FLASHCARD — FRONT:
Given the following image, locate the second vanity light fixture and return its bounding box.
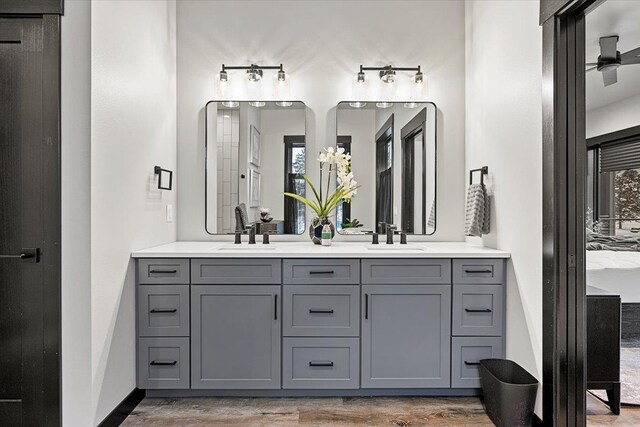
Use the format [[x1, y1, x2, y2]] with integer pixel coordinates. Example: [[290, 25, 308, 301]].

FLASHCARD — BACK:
[[351, 64, 426, 109], [217, 63, 291, 106]]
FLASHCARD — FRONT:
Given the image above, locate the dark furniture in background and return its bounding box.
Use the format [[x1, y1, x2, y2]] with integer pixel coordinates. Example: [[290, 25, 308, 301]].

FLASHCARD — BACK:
[[257, 220, 284, 235], [586, 286, 621, 415]]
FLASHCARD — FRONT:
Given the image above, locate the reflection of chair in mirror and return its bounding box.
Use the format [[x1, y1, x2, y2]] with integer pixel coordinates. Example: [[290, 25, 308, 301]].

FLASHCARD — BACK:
[[234, 203, 250, 232]]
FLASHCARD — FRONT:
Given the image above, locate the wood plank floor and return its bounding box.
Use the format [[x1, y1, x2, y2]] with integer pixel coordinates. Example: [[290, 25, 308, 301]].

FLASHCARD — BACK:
[[121, 396, 494, 426], [121, 394, 640, 426]]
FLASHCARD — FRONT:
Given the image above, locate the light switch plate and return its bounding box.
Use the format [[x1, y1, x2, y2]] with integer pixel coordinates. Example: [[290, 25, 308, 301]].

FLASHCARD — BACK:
[[166, 204, 173, 223]]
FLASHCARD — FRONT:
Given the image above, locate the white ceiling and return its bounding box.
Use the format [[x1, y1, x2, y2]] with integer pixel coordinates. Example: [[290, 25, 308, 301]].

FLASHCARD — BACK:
[[586, 0, 640, 111]]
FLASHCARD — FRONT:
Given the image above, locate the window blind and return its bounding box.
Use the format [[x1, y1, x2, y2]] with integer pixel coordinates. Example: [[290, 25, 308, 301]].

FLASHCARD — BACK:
[[600, 140, 640, 172]]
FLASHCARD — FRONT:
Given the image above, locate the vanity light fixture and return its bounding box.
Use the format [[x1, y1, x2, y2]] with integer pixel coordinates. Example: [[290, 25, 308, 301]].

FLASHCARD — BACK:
[[404, 102, 419, 108], [376, 102, 393, 109], [219, 63, 287, 83], [349, 101, 367, 108], [222, 101, 239, 108], [276, 101, 293, 107], [357, 64, 422, 84], [249, 101, 266, 107]]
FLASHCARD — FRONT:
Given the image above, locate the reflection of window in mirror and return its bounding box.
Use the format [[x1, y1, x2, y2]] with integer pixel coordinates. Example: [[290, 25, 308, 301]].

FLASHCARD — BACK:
[[336, 136, 352, 229], [284, 136, 306, 234]]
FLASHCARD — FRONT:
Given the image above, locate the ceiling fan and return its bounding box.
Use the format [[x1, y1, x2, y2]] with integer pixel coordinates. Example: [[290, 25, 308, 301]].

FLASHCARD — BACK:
[[587, 35, 640, 87]]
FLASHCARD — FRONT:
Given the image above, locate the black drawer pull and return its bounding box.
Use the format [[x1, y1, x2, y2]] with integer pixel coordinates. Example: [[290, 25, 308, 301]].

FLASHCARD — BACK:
[[465, 308, 492, 313], [309, 270, 335, 275], [464, 269, 492, 274], [150, 360, 177, 366], [150, 308, 177, 314], [464, 361, 481, 366], [149, 269, 178, 274], [309, 309, 334, 314], [309, 361, 334, 367]]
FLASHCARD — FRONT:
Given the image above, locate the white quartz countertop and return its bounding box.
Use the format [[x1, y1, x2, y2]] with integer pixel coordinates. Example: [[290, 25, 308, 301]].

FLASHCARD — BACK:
[[131, 241, 510, 259]]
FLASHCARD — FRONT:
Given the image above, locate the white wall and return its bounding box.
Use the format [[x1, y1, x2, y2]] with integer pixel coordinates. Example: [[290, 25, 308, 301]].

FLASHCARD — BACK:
[[61, 1, 92, 425], [91, 1, 177, 424], [177, 0, 467, 241], [587, 93, 640, 138], [465, 0, 543, 417]]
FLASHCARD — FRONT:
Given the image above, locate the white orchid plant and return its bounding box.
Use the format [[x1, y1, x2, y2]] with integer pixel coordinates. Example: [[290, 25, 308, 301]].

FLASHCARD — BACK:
[[284, 146, 360, 220]]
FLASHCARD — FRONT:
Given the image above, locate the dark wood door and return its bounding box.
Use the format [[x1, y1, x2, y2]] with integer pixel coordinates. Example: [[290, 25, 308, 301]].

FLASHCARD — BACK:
[[0, 16, 61, 426]]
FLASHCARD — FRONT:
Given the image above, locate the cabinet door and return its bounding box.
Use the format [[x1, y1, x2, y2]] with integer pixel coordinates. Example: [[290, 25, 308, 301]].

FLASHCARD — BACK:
[[361, 285, 451, 388], [191, 285, 281, 389]]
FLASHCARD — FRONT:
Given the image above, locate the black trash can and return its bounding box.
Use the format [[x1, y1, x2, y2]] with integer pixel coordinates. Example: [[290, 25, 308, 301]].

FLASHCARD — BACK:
[[479, 359, 539, 427]]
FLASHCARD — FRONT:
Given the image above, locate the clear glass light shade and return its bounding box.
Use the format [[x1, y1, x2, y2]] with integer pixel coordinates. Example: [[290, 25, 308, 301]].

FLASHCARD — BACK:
[[273, 72, 291, 102], [350, 77, 367, 108], [249, 101, 266, 107], [246, 78, 263, 100], [404, 102, 419, 109], [222, 101, 239, 108], [215, 74, 230, 98], [410, 75, 428, 100], [276, 101, 293, 107], [376, 102, 393, 109]]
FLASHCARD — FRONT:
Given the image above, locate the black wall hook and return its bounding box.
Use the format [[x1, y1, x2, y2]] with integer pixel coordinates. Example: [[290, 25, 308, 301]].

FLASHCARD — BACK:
[[469, 166, 488, 185]]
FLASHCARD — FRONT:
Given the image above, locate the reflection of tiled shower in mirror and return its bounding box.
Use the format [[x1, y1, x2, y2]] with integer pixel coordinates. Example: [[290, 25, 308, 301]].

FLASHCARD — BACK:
[[217, 109, 240, 234]]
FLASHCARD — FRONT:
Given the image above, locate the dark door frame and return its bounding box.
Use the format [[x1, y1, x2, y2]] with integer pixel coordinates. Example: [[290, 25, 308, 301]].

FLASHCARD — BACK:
[[1, 1, 63, 426], [375, 114, 394, 228], [540, 0, 602, 425], [400, 108, 427, 234]]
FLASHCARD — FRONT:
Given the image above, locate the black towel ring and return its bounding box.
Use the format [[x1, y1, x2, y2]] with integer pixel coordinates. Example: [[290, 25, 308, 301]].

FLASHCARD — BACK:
[[469, 166, 489, 185]]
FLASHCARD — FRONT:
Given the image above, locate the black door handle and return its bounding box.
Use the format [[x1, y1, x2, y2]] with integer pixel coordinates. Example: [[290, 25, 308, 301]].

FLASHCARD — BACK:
[[149, 269, 177, 274], [464, 269, 492, 274], [274, 294, 278, 320], [309, 309, 334, 314], [150, 360, 177, 366], [0, 248, 40, 263], [464, 361, 480, 366], [465, 308, 492, 313], [365, 294, 369, 319], [309, 361, 334, 367], [309, 270, 335, 275], [150, 308, 178, 313]]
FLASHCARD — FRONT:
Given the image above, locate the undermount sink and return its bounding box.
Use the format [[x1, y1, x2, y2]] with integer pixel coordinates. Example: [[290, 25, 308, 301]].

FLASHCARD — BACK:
[[215, 245, 277, 251], [366, 246, 426, 251]]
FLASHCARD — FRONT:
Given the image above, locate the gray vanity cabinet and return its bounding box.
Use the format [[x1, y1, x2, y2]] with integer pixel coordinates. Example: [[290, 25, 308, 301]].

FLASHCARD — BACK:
[[361, 284, 451, 388], [136, 256, 507, 394], [191, 285, 281, 389]]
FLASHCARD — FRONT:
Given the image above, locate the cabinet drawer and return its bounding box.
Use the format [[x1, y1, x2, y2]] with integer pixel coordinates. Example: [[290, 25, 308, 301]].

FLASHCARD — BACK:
[[283, 285, 359, 337], [137, 259, 190, 285], [283, 337, 360, 389], [452, 259, 504, 284], [138, 285, 189, 337], [283, 259, 360, 285], [191, 259, 281, 284], [452, 284, 504, 336], [362, 259, 451, 284], [138, 337, 190, 389], [451, 337, 503, 388]]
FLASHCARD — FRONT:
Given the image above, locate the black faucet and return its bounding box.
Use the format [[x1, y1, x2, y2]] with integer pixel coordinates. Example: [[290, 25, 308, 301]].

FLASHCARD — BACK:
[[234, 231, 242, 244], [247, 225, 256, 244], [386, 225, 397, 244]]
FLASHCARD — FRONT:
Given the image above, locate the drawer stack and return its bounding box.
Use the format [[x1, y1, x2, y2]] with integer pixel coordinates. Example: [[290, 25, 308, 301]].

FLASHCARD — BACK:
[[282, 259, 361, 389], [136, 259, 191, 389], [451, 259, 505, 388]]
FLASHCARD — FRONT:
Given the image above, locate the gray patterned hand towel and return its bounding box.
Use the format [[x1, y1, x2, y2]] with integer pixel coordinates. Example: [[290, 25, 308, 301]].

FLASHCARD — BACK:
[[465, 183, 490, 236]]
